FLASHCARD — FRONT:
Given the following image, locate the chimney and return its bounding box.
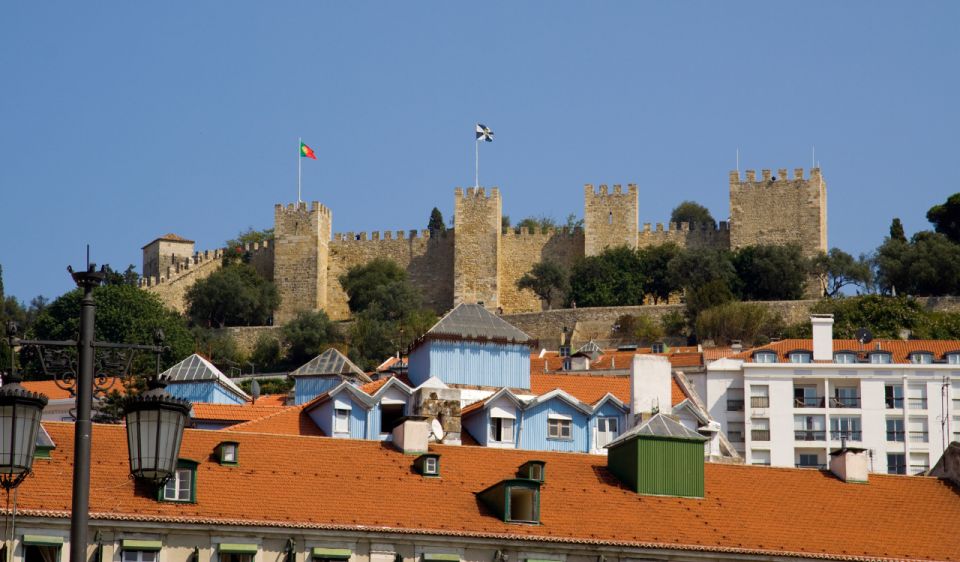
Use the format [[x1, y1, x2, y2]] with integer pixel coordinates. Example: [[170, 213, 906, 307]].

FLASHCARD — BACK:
[[829, 446, 869, 483], [392, 416, 430, 454], [629, 355, 672, 427], [412, 381, 462, 445], [811, 314, 834, 361]]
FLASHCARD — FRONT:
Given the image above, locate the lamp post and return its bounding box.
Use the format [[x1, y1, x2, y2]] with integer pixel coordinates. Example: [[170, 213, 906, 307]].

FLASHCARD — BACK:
[[0, 263, 192, 562]]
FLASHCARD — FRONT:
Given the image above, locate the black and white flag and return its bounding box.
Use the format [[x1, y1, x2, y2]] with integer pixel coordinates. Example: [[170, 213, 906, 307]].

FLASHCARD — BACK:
[[476, 123, 494, 142]]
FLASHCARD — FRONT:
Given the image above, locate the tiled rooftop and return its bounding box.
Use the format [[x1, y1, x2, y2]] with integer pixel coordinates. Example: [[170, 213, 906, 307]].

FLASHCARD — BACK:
[[733, 339, 960, 363], [191, 402, 289, 423], [417, 303, 532, 346], [21, 377, 123, 400], [19, 423, 960, 561]]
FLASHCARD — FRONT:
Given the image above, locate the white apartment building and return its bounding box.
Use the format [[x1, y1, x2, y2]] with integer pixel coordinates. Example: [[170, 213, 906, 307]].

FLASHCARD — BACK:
[[704, 315, 960, 475]]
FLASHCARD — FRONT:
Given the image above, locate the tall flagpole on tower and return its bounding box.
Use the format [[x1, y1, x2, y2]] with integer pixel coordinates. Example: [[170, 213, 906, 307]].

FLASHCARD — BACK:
[[475, 137, 480, 188], [298, 137, 303, 203]]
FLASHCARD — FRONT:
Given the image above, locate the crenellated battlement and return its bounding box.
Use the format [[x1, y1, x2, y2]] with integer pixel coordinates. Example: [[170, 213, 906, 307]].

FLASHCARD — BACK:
[[332, 228, 452, 242], [454, 186, 500, 200], [730, 167, 822, 184], [274, 201, 332, 216], [504, 226, 584, 238], [640, 221, 729, 233], [584, 183, 638, 197]]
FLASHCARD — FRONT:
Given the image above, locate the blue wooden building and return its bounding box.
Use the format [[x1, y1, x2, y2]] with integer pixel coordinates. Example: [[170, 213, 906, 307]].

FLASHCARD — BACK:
[[290, 348, 371, 405], [407, 303, 533, 389], [161, 354, 251, 405], [303, 377, 413, 441]]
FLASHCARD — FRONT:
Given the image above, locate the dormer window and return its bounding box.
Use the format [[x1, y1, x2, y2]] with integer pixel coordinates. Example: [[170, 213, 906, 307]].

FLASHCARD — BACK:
[[518, 460, 546, 482], [869, 352, 892, 364], [414, 453, 440, 477], [478, 479, 541, 524], [788, 351, 812, 364], [217, 442, 238, 465], [909, 352, 933, 365], [947, 353, 960, 365], [651, 342, 665, 353], [834, 352, 857, 364], [753, 351, 778, 363], [160, 460, 197, 502]]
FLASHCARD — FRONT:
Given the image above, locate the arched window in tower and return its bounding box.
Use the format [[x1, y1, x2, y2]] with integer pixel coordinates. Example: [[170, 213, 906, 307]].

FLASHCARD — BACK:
[[608, 211, 613, 225]]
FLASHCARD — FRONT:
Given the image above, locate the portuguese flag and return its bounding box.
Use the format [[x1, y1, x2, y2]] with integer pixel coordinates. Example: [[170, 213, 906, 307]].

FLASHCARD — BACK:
[[300, 141, 317, 160]]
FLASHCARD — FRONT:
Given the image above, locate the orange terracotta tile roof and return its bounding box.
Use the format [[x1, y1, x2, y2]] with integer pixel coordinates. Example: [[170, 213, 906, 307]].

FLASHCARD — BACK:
[[251, 394, 289, 407], [359, 378, 391, 394], [530, 373, 686, 407], [228, 405, 324, 437], [21, 378, 124, 400], [141, 233, 194, 248], [703, 346, 739, 362], [191, 402, 288, 423], [733, 339, 960, 364], [21, 422, 960, 561], [531, 349, 703, 375]]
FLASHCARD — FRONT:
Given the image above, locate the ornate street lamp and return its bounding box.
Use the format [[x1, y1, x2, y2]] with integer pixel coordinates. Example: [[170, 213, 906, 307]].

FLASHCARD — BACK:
[[122, 378, 192, 483], [0, 362, 48, 489]]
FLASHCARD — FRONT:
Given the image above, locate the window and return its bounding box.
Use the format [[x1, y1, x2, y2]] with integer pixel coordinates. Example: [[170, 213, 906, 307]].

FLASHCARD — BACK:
[[887, 453, 906, 475], [312, 548, 352, 562], [415, 453, 441, 477], [651, 342, 665, 353], [334, 408, 350, 434], [561, 358, 572, 370], [751, 450, 771, 466], [749, 386, 769, 408], [217, 442, 238, 465], [794, 415, 825, 441], [907, 384, 927, 409], [509, 486, 538, 522], [751, 418, 770, 441], [797, 453, 821, 468], [885, 384, 904, 408], [830, 416, 861, 441], [793, 386, 821, 408], [726, 422, 745, 443], [910, 452, 930, 475], [490, 417, 514, 443], [832, 386, 860, 408], [886, 418, 904, 442], [559, 345, 571, 357], [908, 417, 928, 443], [220, 554, 253, 562], [123, 550, 158, 562], [909, 352, 933, 364], [726, 388, 744, 411], [424, 457, 438, 474], [219, 545, 257, 562], [788, 351, 812, 364], [379, 403, 405, 434], [947, 353, 960, 365], [753, 351, 778, 363], [518, 460, 546, 482], [23, 537, 63, 562], [162, 463, 195, 502], [547, 418, 572, 440], [834, 352, 857, 364], [869, 352, 892, 364], [595, 417, 619, 448]]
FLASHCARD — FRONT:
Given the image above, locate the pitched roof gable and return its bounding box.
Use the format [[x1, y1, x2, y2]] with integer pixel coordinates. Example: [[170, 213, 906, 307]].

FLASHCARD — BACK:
[[606, 413, 708, 447], [160, 354, 251, 401], [415, 303, 532, 347], [289, 348, 370, 381], [734, 339, 960, 364]]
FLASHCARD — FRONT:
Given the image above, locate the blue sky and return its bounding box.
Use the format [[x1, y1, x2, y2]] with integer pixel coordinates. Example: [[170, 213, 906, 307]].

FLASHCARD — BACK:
[[1, 2, 958, 302]]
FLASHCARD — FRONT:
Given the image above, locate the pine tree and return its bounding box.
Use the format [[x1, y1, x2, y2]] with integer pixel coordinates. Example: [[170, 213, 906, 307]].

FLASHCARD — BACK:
[[428, 208, 446, 233], [889, 218, 906, 242]]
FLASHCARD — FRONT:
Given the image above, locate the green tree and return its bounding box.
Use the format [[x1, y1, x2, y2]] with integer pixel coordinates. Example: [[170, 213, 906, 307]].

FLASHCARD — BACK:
[[695, 302, 783, 346], [617, 314, 664, 342], [103, 264, 140, 286], [732, 244, 809, 301], [564, 213, 584, 230], [250, 334, 284, 371], [515, 216, 558, 234], [638, 243, 683, 304], [810, 248, 873, 297], [875, 232, 960, 296], [348, 310, 398, 371], [227, 227, 274, 248], [501, 215, 511, 231], [890, 218, 907, 242], [667, 248, 736, 293], [792, 295, 928, 339], [428, 208, 446, 233], [567, 246, 646, 307], [281, 310, 341, 365], [516, 261, 569, 309], [339, 258, 422, 320], [926, 193, 960, 243], [239, 377, 292, 396], [30, 284, 193, 371], [192, 327, 245, 365], [684, 279, 736, 323], [186, 263, 280, 328], [670, 201, 716, 228]]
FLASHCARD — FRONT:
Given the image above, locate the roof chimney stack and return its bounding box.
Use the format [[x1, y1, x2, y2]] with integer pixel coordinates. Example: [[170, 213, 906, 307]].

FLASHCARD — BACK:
[[630, 355, 672, 428], [829, 446, 869, 483], [811, 315, 834, 361]]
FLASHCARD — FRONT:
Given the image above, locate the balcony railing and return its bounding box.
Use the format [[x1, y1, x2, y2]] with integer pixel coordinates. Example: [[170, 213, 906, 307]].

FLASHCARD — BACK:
[[727, 399, 744, 412], [830, 430, 862, 441], [795, 463, 826, 469], [910, 464, 930, 475], [909, 431, 929, 443], [794, 429, 827, 441], [830, 397, 861, 408], [908, 398, 928, 409], [794, 397, 825, 408], [750, 396, 770, 408], [886, 430, 905, 442], [885, 397, 904, 409], [751, 429, 770, 441], [727, 431, 744, 443]]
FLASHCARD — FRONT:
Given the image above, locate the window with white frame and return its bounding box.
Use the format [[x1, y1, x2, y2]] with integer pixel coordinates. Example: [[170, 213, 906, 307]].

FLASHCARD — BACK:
[[334, 408, 350, 434], [869, 352, 892, 364], [834, 352, 857, 364], [595, 416, 619, 448], [751, 450, 771, 466], [753, 351, 778, 363], [547, 417, 572, 440], [788, 351, 812, 364], [122, 551, 158, 562], [219, 554, 253, 562], [162, 465, 194, 502], [910, 452, 930, 475], [886, 417, 905, 442], [908, 384, 927, 409], [908, 417, 928, 443], [750, 385, 769, 408], [947, 353, 960, 365], [490, 417, 514, 443], [909, 352, 933, 364], [830, 416, 861, 440]]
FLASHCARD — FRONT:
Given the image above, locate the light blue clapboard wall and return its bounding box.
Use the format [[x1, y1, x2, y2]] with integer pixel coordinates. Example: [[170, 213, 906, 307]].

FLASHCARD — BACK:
[[408, 340, 530, 389], [308, 393, 369, 439], [519, 398, 589, 453], [294, 376, 343, 405], [166, 381, 245, 405]]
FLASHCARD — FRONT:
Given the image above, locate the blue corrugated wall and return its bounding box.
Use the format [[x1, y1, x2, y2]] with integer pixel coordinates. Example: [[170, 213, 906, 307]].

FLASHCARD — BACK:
[[167, 381, 245, 405], [588, 401, 629, 451], [307, 393, 369, 438], [520, 398, 589, 453], [463, 410, 490, 446], [408, 340, 530, 389], [294, 376, 342, 405]]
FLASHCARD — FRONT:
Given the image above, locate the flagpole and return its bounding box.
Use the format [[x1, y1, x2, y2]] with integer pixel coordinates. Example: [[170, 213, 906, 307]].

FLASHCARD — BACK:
[[475, 138, 479, 188], [298, 137, 302, 203]]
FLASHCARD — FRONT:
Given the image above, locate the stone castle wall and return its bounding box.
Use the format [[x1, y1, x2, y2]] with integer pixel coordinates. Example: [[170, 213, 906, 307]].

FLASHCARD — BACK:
[[584, 184, 638, 256], [454, 187, 501, 307], [273, 202, 331, 324], [498, 228, 584, 313], [637, 221, 730, 250]]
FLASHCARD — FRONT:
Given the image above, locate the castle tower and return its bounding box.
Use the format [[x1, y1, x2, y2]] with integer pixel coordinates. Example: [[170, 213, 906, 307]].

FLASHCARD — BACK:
[[142, 234, 195, 280], [729, 168, 827, 257], [583, 183, 639, 256], [273, 201, 332, 324], [454, 187, 502, 309]]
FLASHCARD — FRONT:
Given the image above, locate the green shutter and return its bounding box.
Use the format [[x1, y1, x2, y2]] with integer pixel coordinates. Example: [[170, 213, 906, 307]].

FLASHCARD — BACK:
[[23, 536, 64, 547], [122, 540, 162, 552], [422, 555, 460, 562], [311, 548, 351, 559], [219, 544, 258, 555]]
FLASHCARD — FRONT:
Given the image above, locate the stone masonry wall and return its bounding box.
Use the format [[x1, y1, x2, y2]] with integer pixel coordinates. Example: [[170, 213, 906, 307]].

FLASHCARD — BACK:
[[273, 202, 331, 324], [729, 168, 827, 257], [454, 187, 501, 308], [498, 228, 584, 313], [637, 221, 730, 250], [584, 183, 638, 255], [326, 230, 455, 321]]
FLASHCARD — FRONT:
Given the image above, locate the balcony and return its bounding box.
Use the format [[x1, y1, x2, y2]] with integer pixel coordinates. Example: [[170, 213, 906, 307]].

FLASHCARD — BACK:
[[795, 462, 826, 469], [750, 396, 770, 408], [751, 429, 770, 441], [909, 431, 929, 443], [727, 431, 744, 443], [794, 397, 825, 408], [727, 399, 744, 412], [830, 430, 862, 441], [794, 430, 827, 441], [886, 430, 905, 442], [885, 397, 904, 409], [908, 398, 928, 409], [910, 464, 930, 475], [830, 397, 861, 409]]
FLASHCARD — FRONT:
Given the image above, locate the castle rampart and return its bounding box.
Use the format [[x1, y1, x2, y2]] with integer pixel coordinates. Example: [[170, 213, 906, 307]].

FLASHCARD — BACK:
[[453, 186, 502, 308], [584, 183, 639, 255], [636, 221, 730, 250]]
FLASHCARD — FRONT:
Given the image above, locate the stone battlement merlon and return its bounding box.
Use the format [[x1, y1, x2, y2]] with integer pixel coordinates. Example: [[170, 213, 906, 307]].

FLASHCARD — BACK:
[[505, 226, 584, 238], [274, 201, 332, 216], [584, 183, 639, 197], [730, 167, 822, 184], [640, 221, 729, 233], [454, 186, 501, 200], [333, 229, 451, 242]]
